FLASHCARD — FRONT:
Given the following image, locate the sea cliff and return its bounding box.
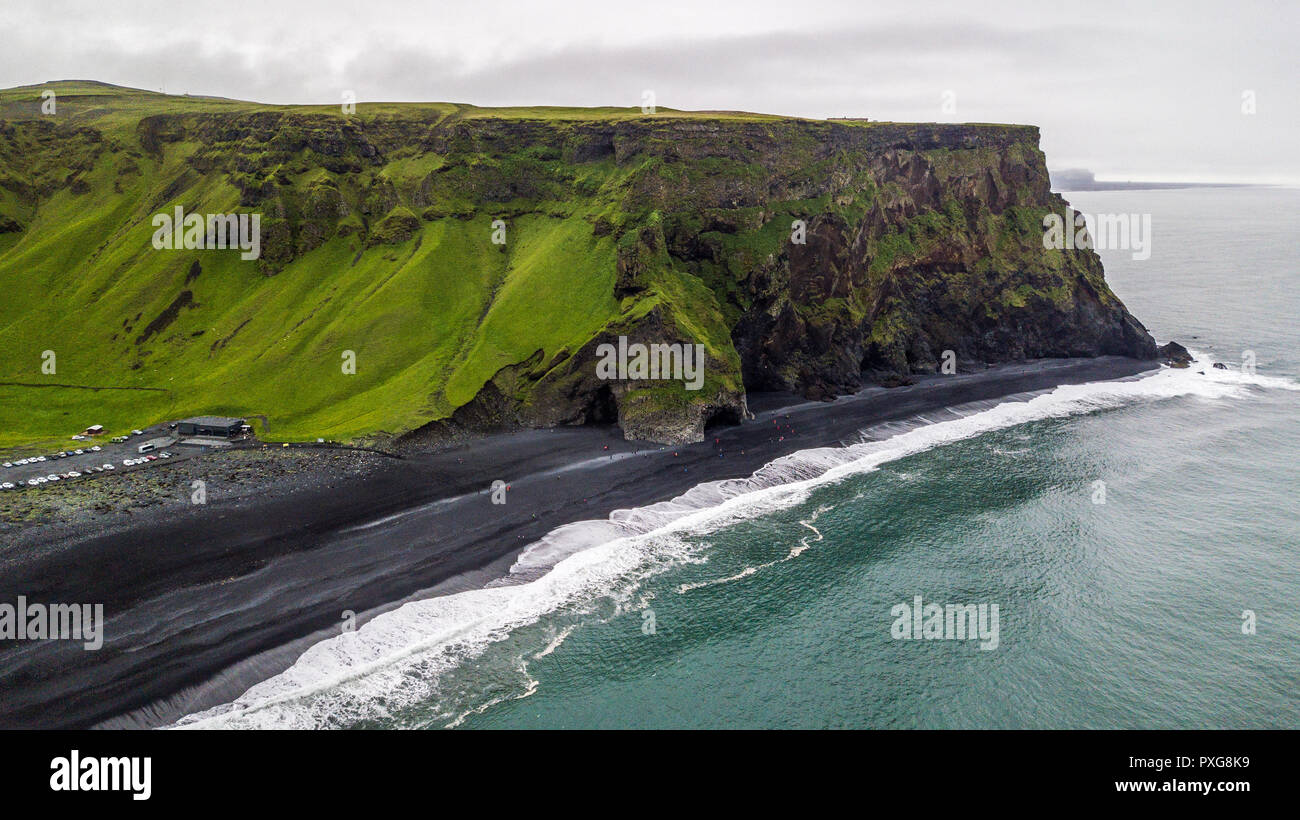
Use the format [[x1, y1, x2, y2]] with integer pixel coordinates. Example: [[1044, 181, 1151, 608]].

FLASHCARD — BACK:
[[0, 83, 1155, 446]]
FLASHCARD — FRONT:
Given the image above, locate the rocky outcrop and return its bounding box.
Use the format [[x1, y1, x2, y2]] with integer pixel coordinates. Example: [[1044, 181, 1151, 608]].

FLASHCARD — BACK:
[[1157, 341, 1193, 368]]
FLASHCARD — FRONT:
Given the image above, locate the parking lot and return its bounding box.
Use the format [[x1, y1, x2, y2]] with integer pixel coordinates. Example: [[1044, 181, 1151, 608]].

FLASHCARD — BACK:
[[0, 423, 199, 492]]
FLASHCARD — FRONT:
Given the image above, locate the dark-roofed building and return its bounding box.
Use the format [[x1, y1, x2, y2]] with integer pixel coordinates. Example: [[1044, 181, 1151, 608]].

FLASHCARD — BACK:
[[176, 416, 245, 438]]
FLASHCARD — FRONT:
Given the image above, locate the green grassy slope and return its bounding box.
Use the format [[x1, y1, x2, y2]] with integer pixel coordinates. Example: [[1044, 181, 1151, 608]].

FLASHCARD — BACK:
[[0, 83, 750, 447]]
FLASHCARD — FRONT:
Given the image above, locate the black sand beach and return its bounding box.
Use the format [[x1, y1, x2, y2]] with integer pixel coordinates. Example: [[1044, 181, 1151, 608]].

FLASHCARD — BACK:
[[0, 356, 1157, 728]]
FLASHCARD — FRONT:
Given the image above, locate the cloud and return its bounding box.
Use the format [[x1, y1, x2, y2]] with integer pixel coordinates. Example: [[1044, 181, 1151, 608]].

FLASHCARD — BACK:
[[0, 0, 1296, 182]]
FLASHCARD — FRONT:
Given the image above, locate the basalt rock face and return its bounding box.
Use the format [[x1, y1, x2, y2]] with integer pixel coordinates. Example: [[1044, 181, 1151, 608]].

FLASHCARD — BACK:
[[638, 122, 1159, 397], [579, 119, 1156, 433], [0, 85, 1156, 447], [1157, 341, 1193, 368]]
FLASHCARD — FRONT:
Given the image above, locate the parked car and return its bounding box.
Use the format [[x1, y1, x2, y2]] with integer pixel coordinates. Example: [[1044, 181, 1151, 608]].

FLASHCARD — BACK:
[[132, 429, 144, 436]]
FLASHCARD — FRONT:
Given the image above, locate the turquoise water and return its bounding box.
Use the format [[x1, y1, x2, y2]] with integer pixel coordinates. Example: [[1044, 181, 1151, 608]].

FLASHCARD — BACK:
[[181, 187, 1300, 730]]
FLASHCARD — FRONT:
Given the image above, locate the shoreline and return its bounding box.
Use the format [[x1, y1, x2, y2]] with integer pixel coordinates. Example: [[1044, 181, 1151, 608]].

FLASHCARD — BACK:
[[0, 356, 1158, 729]]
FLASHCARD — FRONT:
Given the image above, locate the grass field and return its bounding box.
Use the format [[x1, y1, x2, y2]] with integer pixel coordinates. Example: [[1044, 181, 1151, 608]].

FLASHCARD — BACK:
[[0, 82, 760, 447]]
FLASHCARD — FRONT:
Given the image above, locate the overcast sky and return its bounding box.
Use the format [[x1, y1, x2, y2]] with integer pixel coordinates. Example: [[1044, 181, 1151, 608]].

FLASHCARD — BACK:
[[2, 0, 1295, 183]]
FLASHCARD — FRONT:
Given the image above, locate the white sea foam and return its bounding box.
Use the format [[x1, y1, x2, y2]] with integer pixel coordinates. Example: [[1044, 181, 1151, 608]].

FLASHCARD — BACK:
[[171, 352, 1293, 729], [676, 503, 831, 593]]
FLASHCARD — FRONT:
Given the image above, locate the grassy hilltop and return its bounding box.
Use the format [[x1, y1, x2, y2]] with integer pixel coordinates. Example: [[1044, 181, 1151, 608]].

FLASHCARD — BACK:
[[0, 81, 1153, 449]]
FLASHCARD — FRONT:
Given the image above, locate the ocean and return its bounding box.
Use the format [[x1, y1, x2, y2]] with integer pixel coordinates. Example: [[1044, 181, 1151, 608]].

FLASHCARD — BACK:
[[174, 186, 1300, 730]]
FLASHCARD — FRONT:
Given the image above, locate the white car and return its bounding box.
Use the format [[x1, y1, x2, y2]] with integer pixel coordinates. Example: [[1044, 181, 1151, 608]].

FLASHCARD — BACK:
[[1, 482, 13, 489], [91, 445, 102, 452], [132, 429, 144, 436], [2, 462, 11, 468], [27, 479, 39, 486], [103, 463, 114, 470]]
